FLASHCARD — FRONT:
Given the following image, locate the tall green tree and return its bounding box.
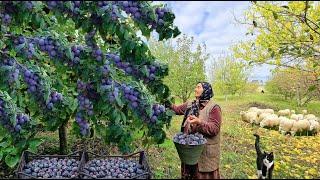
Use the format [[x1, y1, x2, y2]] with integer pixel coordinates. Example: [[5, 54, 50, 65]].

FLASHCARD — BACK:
[[211, 54, 251, 100], [0, 1, 180, 168], [149, 34, 207, 102]]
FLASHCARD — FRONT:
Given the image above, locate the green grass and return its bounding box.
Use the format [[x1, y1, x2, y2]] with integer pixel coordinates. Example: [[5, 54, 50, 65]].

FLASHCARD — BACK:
[[147, 92, 320, 179]]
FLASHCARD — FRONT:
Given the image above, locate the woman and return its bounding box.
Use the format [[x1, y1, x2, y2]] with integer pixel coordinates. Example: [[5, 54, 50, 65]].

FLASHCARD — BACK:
[[167, 82, 222, 179]]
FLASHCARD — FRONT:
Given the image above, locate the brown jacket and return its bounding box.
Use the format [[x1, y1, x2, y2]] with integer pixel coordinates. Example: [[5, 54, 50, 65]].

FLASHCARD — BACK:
[[172, 100, 222, 172]]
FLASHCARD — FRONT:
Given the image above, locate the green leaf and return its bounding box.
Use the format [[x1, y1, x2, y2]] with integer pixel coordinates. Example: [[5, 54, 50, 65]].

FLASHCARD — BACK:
[[95, 124, 106, 138], [5, 154, 20, 168], [16, 139, 27, 149], [120, 111, 126, 124], [165, 109, 175, 117], [115, 96, 124, 108], [4, 146, 18, 155], [9, 49, 17, 57], [28, 138, 43, 153], [0, 141, 10, 148]]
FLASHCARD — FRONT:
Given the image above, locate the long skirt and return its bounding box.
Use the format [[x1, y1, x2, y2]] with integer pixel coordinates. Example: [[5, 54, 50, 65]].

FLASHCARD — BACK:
[[181, 163, 220, 179]]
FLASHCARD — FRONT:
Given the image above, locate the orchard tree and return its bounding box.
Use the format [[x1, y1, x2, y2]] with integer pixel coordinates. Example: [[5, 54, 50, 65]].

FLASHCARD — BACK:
[[0, 1, 180, 168], [211, 54, 251, 100], [232, 1, 320, 96], [149, 34, 207, 102], [265, 68, 320, 106]]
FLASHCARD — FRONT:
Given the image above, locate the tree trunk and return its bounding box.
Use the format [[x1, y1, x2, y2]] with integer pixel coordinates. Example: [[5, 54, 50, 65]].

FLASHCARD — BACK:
[[297, 89, 302, 107], [59, 122, 67, 155]]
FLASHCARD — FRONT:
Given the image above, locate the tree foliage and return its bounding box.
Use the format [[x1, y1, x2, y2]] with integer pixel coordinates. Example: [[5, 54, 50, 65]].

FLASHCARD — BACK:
[[0, 1, 180, 168], [232, 1, 320, 94], [149, 34, 207, 102], [265, 68, 320, 106], [211, 54, 251, 98]]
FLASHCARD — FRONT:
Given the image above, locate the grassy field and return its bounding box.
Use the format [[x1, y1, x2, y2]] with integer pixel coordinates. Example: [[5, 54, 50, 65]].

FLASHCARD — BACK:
[[147, 92, 320, 179], [3, 92, 319, 179]]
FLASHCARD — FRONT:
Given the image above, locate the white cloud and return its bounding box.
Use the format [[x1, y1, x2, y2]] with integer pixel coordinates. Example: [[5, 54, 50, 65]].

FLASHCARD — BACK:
[[167, 1, 273, 82]]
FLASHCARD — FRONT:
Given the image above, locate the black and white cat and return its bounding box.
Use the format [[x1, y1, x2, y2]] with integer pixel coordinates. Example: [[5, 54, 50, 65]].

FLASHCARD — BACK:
[[254, 134, 274, 179]]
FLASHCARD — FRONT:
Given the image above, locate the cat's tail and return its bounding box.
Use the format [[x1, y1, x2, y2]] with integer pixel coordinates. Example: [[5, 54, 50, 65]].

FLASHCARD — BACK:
[[253, 134, 262, 155]]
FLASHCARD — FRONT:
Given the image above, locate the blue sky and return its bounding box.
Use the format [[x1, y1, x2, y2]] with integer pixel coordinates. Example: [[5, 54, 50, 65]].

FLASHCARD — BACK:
[[164, 1, 274, 83]]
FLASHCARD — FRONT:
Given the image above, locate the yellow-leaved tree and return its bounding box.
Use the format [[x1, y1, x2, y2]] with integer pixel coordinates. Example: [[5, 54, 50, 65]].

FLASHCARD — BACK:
[[232, 1, 320, 99]]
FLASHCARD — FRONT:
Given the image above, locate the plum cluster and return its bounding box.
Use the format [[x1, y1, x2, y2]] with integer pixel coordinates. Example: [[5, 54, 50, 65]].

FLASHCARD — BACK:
[[106, 53, 160, 83], [45, 1, 64, 10], [22, 157, 80, 179], [13, 36, 35, 59], [121, 84, 140, 108], [23, 1, 34, 10], [100, 79, 119, 103], [76, 80, 97, 116], [0, 13, 11, 25], [101, 61, 111, 76], [1, 59, 20, 85], [23, 69, 41, 94], [92, 49, 103, 62], [70, 1, 81, 14], [0, 98, 30, 134], [14, 114, 29, 132], [173, 132, 207, 145], [150, 104, 165, 124], [119, 1, 142, 20], [77, 94, 94, 116], [37, 37, 62, 58], [75, 112, 90, 136], [46, 91, 63, 110], [82, 158, 147, 179], [70, 45, 83, 65], [0, 98, 14, 133], [85, 30, 97, 48], [97, 1, 119, 21], [155, 7, 169, 27]]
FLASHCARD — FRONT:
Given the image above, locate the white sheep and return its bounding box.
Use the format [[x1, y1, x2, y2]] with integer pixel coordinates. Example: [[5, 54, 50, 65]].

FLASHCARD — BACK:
[[240, 111, 258, 124], [248, 107, 259, 112], [240, 111, 250, 123], [278, 109, 291, 116], [260, 114, 278, 128], [258, 112, 272, 122], [309, 119, 320, 135], [304, 114, 316, 120], [278, 117, 294, 135], [290, 114, 304, 121], [261, 109, 275, 114], [302, 109, 308, 115], [247, 107, 264, 116], [290, 119, 310, 136]]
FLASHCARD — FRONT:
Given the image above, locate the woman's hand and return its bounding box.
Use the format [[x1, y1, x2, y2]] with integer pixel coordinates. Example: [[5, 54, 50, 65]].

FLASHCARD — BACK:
[[188, 115, 202, 125]]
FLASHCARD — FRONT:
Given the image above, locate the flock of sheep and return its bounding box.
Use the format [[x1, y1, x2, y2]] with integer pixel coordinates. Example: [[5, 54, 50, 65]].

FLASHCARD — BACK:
[[240, 107, 320, 136]]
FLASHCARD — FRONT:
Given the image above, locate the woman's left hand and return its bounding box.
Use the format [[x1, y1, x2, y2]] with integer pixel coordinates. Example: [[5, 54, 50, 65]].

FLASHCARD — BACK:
[[188, 115, 202, 125]]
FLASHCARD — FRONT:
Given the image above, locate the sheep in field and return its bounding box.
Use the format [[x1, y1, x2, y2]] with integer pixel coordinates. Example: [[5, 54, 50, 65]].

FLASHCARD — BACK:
[[278, 117, 294, 135], [278, 109, 291, 116]]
